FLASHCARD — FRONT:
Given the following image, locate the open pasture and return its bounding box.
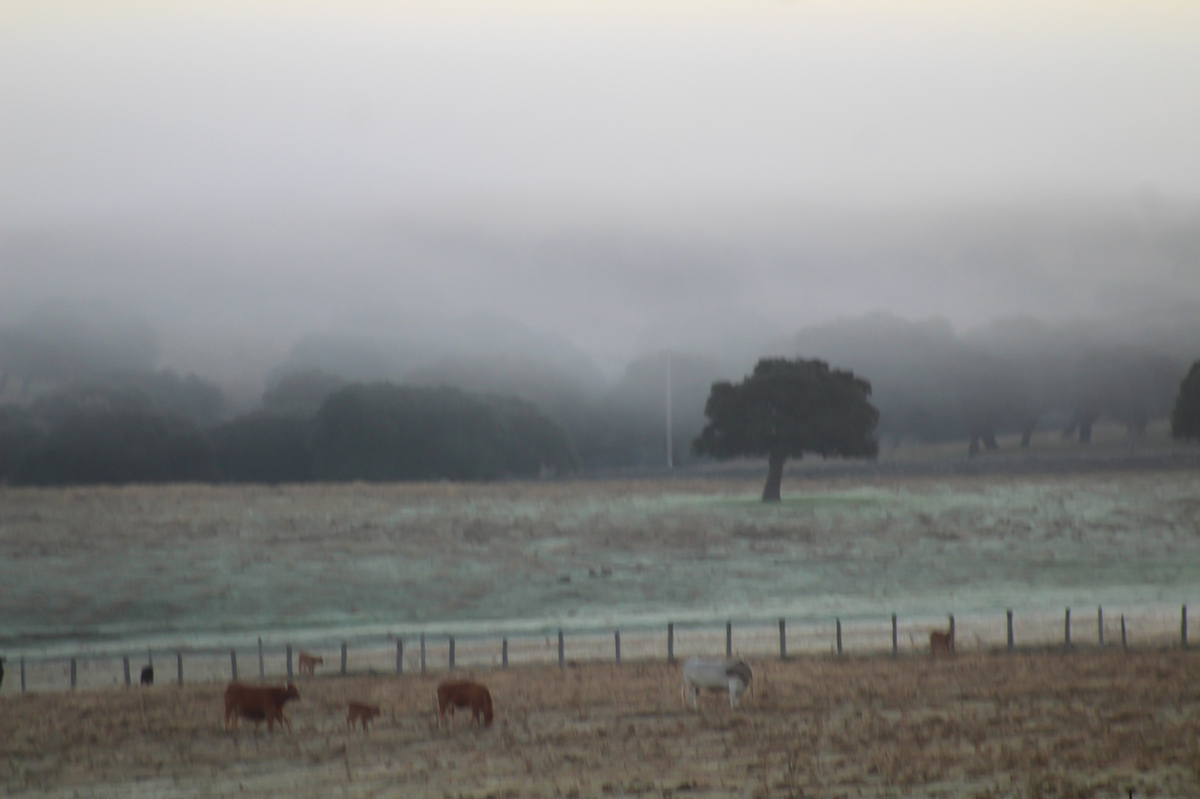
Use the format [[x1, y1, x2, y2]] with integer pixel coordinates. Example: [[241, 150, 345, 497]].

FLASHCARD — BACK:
[[3, 650, 1198, 798]]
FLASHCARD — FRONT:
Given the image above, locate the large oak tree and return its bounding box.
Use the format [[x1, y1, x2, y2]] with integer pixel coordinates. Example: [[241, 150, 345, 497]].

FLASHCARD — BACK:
[[693, 358, 879, 501]]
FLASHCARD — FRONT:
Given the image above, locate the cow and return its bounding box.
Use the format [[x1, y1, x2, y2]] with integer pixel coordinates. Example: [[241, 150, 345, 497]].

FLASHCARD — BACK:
[[930, 629, 955, 657], [436, 680, 494, 729], [346, 701, 381, 731], [224, 682, 301, 732], [297, 652, 323, 676], [681, 656, 753, 710], [140, 665, 154, 686]]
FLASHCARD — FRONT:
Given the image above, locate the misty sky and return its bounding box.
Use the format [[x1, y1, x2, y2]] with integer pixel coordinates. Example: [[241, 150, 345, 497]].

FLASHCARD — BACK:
[[3, 1, 1199, 385]]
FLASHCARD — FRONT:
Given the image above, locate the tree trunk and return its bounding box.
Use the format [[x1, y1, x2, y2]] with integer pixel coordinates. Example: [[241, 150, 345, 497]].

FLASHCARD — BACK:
[[761, 450, 786, 502]]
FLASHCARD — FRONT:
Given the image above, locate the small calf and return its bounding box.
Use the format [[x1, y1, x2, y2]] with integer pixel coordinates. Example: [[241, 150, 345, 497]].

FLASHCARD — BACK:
[[140, 665, 154, 686], [346, 701, 381, 731], [930, 629, 955, 657], [297, 652, 323, 676]]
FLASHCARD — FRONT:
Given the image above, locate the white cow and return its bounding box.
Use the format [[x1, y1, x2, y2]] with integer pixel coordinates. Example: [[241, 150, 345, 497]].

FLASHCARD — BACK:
[[680, 656, 753, 710]]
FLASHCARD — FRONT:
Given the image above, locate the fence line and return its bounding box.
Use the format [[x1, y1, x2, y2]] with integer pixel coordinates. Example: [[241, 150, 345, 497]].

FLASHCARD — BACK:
[[4, 604, 1191, 694]]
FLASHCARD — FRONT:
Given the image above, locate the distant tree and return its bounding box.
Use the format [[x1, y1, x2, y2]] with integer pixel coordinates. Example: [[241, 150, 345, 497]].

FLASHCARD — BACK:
[[693, 358, 879, 502], [1171, 360, 1200, 442], [15, 411, 216, 486], [210, 412, 315, 484], [27, 370, 225, 427], [0, 405, 45, 483], [310, 383, 578, 482]]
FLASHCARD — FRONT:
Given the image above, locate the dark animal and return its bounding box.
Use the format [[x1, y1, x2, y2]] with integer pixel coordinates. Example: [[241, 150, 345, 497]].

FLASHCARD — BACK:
[[224, 682, 301, 732], [140, 665, 154, 686], [297, 652, 323, 676], [436, 680, 494, 729], [346, 701, 381, 731], [930, 629, 955, 657]]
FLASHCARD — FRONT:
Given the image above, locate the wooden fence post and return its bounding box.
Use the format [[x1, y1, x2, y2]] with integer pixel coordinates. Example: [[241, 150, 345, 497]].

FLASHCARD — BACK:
[[892, 614, 898, 657], [341, 642, 348, 675], [1065, 608, 1071, 648], [123, 656, 131, 687], [420, 634, 426, 675], [502, 638, 508, 669], [778, 618, 787, 660], [70, 658, 77, 690], [397, 640, 403, 675], [1007, 609, 1014, 651], [449, 637, 455, 671], [667, 623, 675, 663], [1098, 606, 1104, 646], [258, 637, 264, 679], [835, 619, 842, 656], [614, 630, 621, 665], [726, 621, 732, 658], [1121, 614, 1127, 650], [20, 656, 25, 692], [230, 650, 237, 681], [1182, 605, 1189, 649], [286, 645, 293, 680], [176, 652, 183, 686], [558, 630, 564, 668]]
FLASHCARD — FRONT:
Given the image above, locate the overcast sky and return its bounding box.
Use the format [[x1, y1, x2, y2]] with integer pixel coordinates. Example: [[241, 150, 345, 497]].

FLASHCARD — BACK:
[[3, 0, 1199, 382]]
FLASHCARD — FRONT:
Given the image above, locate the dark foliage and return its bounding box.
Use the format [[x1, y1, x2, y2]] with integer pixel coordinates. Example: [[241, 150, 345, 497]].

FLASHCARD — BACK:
[[0, 405, 46, 483], [261, 368, 347, 417], [694, 358, 878, 501], [1172, 361, 1200, 441], [29, 370, 225, 427], [210, 412, 315, 484], [15, 410, 216, 486], [310, 382, 578, 482]]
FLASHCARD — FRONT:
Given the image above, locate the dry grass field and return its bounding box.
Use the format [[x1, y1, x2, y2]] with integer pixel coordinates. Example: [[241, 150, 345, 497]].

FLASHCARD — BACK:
[[4, 648, 1198, 798]]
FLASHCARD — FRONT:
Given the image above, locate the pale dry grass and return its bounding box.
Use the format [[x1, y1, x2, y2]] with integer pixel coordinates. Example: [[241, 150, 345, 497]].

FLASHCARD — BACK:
[[3, 649, 1197, 798]]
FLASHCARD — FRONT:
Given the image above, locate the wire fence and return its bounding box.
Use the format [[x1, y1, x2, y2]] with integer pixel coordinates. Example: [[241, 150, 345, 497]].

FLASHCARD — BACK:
[[4, 603, 1192, 695]]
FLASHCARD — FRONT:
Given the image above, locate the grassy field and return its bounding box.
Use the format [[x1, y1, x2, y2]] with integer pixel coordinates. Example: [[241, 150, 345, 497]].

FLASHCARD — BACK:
[[3, 649, 1198, 798]]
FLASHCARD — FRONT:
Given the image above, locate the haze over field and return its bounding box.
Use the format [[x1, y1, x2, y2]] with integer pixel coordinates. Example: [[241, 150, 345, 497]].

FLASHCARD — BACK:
[[3, 1, 1199, 410]]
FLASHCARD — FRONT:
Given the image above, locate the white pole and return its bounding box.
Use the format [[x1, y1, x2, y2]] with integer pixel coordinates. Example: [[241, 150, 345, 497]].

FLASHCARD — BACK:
[[666, 351, 674, 469]]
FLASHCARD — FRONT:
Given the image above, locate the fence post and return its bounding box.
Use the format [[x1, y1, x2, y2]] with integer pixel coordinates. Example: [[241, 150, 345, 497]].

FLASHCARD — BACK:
[[726, 621, 732, 658], [420, 634, 426, 675], [1007, 609, 1014, 651], [258, 637, 265, 679], [1098, 606, 1104, 646], [835, 618, 843, 656], [502, 638, 508, 669], [667, 623, 675, 664], [123, 656, 131, 687], [1121, 614, 1127, 650], [20, 656, 25, 692], [892, 614, 898, 657], [558, 630, 565, 668], [397, 640, 403, 675], [449, 637, 455, 671], [949, 614, 955, 640], [1064, 608, 1071, 648], [176, 653, 183, 686], [70, 658, 77, 690], [779, 618, 787, 660], [1183, 605, 1189, 649], [614, 630, 621, 665], [230, 650, 237, 681], [286, 645, 293, 680], [341, 642, 348, 675]]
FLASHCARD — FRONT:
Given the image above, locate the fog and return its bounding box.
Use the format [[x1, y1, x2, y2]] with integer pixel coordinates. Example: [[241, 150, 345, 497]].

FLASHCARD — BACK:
[[3, 2, 1199, 419]]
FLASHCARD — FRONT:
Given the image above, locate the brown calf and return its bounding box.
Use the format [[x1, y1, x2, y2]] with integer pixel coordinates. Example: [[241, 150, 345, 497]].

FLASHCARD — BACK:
[[346, 701, 381, 731], [224, 682, 301, 732], [297, 652, 323, 676], [929, 629, 955, 657], [436, 680, 494, 729]]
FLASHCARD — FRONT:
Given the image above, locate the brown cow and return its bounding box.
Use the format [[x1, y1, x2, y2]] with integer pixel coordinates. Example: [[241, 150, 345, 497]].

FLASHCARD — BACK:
[[930, 629, 955, 657], [297, 652, 323, 676], [436, 680, 494, 729], [346, 701, 381, 731], [224, 682, 301, 732]]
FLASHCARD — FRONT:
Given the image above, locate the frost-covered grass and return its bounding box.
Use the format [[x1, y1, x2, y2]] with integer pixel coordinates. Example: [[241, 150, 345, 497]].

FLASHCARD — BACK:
[[1, 470, 1197, 660]]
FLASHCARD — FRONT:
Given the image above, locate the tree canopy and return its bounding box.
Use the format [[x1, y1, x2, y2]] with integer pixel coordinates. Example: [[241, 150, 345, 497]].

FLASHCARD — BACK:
[[1172, 360, 1200, 442], [693, 357, 879, 501]]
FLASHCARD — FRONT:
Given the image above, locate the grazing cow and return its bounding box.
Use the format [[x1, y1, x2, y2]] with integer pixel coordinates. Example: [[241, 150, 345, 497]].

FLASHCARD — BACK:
[[346, 701, 381, 731], [140, 665, 154, 686], [930, 629, 955, 657], [436, 680, 494, 729], [297, 652, 323, 676], [224, 682, 301, 732], [681, 657, 753, 710]]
